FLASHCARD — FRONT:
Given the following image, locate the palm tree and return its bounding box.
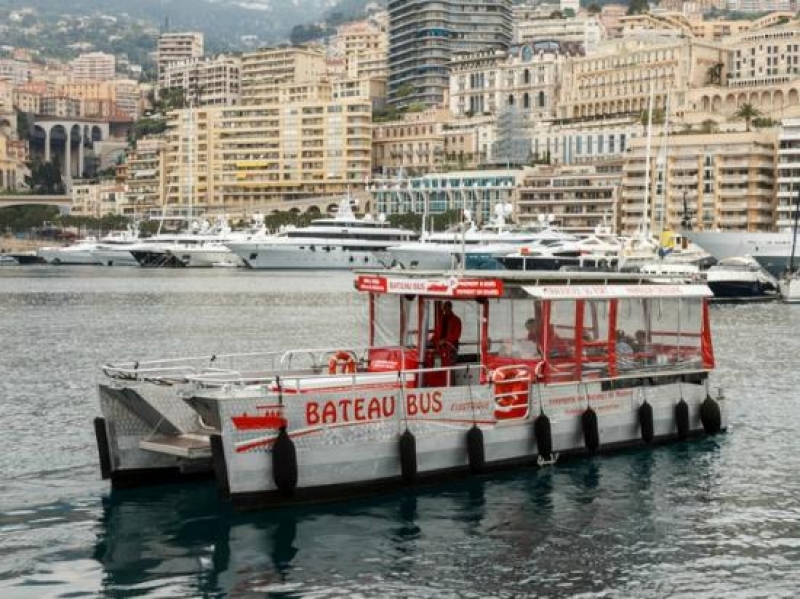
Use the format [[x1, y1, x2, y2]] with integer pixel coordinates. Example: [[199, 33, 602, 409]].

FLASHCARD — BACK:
[[734, 103, 761, 132]]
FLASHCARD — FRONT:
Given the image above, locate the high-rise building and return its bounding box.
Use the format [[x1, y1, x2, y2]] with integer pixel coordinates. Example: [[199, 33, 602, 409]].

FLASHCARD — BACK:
[[388, 0, 513, 109], [160, 55, 241, 106], [777, 118, 800, 230], [239, 46, 327, 105], [157, 32, 204, 87], [621, 131, 776, 234], [71, 52, 116, 81]]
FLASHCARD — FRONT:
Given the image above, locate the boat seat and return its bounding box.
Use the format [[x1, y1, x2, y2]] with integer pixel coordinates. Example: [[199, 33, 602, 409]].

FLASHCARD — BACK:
[[271, 371, 412, 394]]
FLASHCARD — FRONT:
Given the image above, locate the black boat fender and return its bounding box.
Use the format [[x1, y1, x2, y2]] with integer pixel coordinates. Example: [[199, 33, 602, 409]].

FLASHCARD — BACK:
[[533, 412, 553, 461], [399, 428, 417, 484], [675, 399, 690, 440], [272, 426, 298, 495], [582, 407, 600, 452], [699, 395, 722, 435], [466, 425, 485, 473], [639, 400, 654, 444]]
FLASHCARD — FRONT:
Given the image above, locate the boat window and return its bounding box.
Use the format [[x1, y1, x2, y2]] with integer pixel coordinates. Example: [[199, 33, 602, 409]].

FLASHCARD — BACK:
[[548, 300, 578, 362], [486, 298, 540, 360], [582, 300, 611, 366], [615, 298, 648, 371], [373, 293, 404, 347]]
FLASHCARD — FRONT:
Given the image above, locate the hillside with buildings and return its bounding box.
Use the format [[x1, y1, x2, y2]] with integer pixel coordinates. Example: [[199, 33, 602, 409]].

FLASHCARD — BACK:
[[2, 1, 800, 238]]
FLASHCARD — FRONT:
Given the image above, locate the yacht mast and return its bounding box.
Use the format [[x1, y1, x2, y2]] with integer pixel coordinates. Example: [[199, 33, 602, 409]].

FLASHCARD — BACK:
[[658, 91, 670, 234], [642, 83, 655, 238]]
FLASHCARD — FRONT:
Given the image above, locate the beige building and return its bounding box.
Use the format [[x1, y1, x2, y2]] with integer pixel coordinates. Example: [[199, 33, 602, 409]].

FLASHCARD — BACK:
[[71, 52, 115, 81], [160, 55, 241, 107], [449, 45, 569, 120], [517, 163, 622, 234], [70, 181, 128, 216], [40, 95, 81, 118], [330, 19, 388, 79], [620, 131, 777, 234], [12, 87, 40, 114], [686, 21, 800, 119], [0, 134, 25, 191], [515, 16, 603, 52], [240, 46, 327, 105], [157, 32, 204, 87], [558, 34, 725, 121], [162, 95, 373, 213], [125, 137, 166, 216], [372, 107, 450, 176], [56, 79, 140, 119]]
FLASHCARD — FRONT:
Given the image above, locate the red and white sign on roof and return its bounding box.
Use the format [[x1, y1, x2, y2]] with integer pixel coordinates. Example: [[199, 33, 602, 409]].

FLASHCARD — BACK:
[[522, 284, 713, 300], [356, 275, 503, 298]]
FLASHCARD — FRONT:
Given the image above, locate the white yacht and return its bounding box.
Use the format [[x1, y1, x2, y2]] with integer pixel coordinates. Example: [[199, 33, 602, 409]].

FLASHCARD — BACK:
[[90, 227, 142, 267], [129, 217, 249, 268], [38, 237, 102, 265], [685, 230, 794, 277], [706, 256, 779, 299], [382, 209, 571, 271], [226, 199, 416, 270]]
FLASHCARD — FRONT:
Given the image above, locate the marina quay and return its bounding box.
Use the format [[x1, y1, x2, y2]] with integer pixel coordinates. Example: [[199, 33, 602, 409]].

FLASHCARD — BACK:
[[4, 1, 800, 596]]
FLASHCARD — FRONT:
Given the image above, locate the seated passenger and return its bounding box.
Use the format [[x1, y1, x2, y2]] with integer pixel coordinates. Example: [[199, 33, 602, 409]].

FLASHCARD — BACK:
[[616, 330, 636, 369]]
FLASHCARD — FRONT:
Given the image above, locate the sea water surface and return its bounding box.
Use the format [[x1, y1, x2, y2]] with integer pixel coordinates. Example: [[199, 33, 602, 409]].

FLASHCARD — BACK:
[[0, 266, 799, 598]]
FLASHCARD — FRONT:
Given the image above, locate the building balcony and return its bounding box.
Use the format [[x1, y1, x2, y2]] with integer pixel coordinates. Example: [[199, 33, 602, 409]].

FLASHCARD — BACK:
[[717, 216, 748, 226]]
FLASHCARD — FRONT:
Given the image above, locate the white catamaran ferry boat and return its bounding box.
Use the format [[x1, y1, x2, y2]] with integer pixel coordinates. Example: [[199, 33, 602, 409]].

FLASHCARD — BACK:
[[95, 270, 725, 509]]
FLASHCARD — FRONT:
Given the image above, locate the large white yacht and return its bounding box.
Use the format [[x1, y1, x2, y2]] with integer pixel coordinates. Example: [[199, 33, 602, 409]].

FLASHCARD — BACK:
[[226, 198, 416, 270], [685, 230, 794, 277], [380, 209, 571, 271], [38, 238, 101, 265]]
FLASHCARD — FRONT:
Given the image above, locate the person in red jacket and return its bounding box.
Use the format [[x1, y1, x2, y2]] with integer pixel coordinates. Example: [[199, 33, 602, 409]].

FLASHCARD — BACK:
[[433, 301, 462, 365]]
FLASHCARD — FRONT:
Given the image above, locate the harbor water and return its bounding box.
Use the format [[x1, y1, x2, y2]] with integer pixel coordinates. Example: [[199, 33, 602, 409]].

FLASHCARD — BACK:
[[1, 267, 799, 598]]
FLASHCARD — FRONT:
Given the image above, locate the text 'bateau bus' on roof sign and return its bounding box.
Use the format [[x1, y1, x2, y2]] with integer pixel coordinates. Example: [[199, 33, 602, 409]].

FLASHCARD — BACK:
[[522, 284, 714, 300], [355, 275, 504, 298]]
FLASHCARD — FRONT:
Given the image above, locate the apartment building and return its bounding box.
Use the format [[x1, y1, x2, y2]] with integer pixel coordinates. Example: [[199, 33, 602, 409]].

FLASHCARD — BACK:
[[372, 107, 449, 176], [777, 117, 800, 230], [160, 55, 241, 106], [330, 20, 388, 79], [515, 16, 603, 53], [71, 52, 115, 81], [388, 0, 513, 109], [157, 32, 204, 87], [40, 95, 81, 118], [449, 44, 570, 120], [530, 117, 644, 165], [370, 168, 523, 223], [558, 34, 725, 121], [125, 137, 167, 216], [0, 134, 24, 191], [163, 96, 373, 213], [620, 131, 777, 234], [70, 181, 127, 217], [240, 46, 327, 105], [57, 80, 139, 119], [517, 164, 622, 234]]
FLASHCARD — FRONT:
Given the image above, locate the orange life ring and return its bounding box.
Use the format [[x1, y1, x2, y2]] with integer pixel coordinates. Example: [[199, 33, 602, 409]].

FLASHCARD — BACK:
[[328, 350, 357, 374], [492, 366, 532, 420]]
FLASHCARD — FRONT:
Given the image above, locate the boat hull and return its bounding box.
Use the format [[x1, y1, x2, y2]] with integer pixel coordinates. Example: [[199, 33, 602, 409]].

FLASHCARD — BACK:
[[228, 244, 381, 270], [38, 248, 101, 265], [98, 374, 724, 509], [91, 248, 140, 267]]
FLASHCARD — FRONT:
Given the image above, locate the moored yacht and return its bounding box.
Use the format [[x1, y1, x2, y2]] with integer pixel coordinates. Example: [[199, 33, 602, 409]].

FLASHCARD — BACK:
[[685, 230, 792, 277], [705, 256, 778, 299], [38, 237, 101, 265], [226, 198, 416, 270]]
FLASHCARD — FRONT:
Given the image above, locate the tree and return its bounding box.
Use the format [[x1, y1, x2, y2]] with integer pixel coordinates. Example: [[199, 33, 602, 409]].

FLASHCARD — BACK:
[[700, 119, 719, 134], [587, 4, 602, 14], [706, 62, 723, 86], [16, 111, 31, 141], [627, 0, 649, 15], [24, 159, 65, 195], [563, 8, 576, 18], [640, 107, 665, 126], [734, 103, 761, 132]]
